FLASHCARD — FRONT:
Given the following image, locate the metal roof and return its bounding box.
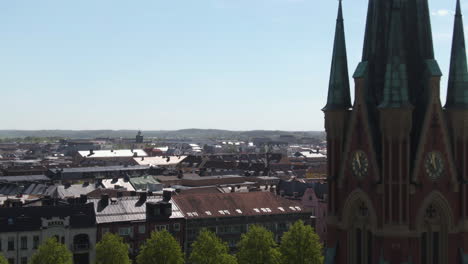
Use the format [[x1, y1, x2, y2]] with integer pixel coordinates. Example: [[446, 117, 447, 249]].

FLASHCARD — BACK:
[[101, 178, 135, 192], [172, 192, 311, 219], [133, 156, 188, 166], [56, 183, 97, 198], [0, 175, 50, 183], [55, 165, 150, 173], [78, 149, 148, 158], [89, 196, 184, 224]]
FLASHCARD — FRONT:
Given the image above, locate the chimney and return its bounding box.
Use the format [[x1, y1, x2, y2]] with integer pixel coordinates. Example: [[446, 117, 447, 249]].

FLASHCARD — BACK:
[[80, 194, 88, 204], [100, 194, 109, 207], [139, 192, 147, 203], [88, 149, 94, 156], [162, 190, 172, 202]]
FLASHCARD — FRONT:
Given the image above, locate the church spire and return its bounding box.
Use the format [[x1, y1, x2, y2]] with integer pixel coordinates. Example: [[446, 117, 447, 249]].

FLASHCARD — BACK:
[[323, 0, 351, 111], [379, 0, 411, 109], [445, 0, 468, 108]]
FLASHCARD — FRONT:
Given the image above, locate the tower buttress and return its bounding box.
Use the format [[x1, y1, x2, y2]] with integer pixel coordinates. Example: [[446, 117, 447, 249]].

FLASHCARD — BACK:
[[323, 0, 351, 216], [378, 0, 413, 224], [445, 0, 468, 218]]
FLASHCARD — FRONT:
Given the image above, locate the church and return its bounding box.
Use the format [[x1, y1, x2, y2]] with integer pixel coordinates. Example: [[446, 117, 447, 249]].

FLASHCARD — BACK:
[[323, 0, 468, 263]]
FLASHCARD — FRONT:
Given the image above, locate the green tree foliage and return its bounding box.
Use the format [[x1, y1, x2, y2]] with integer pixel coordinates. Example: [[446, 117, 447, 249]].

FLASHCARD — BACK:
[[137, 230, 184, 264], [280, 221, 324, 264], [96, 233, 131, 264], [0, 254, 7, 264], [30, 237, 73, 264], [189, 229, 237, 264], [237, 225, 281, 264]]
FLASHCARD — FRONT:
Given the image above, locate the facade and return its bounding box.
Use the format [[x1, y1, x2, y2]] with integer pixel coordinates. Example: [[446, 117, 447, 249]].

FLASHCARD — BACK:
[[172, 192, 312, 254], [324, 0, 468, 263], [301, 185, 327, 243], [0, 203, 96, 264]]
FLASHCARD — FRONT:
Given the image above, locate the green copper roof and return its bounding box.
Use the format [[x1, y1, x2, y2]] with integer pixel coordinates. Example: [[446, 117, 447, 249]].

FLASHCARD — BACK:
[[379, 0, 411, 109], [353, 61, 368, 79], [416, 0, 435, 60], [323, 0, 351, 111], [445, 0, 468, 109]]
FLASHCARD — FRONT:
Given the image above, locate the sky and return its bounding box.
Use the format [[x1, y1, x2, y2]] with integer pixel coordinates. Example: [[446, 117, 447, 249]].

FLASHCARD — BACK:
[[0, 0, 463, 131]]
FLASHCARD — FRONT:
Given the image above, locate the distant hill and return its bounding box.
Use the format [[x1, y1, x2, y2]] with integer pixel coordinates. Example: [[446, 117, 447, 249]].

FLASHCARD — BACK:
[[0, 129, 325, 141]]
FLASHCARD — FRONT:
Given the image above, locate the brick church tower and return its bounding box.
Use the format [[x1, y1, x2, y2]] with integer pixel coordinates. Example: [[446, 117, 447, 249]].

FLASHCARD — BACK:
[[323, 0, 468, 263]]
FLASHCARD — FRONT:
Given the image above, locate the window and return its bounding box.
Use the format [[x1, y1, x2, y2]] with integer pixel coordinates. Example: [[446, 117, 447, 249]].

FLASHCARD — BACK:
[[61, 237, 65, 244], [7, 258, 14, 264], [0, 238, 2, 251], [356, 228, 362, 264], [20, 257, 27, 264], [118, 227, 133, 236], [173, 223, 180, 232], [422, 233, 427, 264], [102, 228, 110, 236], [153, 208, 160, 216], [33, 236, 39, 250], [156, 225, 168, 231], [20, 236, 27, 250], [232, 225, 242, 233], [7, 237, 14, 251], [138, 225, 146, 234]]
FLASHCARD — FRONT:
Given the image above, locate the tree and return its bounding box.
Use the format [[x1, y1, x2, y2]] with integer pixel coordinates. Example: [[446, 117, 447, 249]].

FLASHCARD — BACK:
[[0, 254, 7, 264], [137, 230, 184, 264], [189, 229, 237, 264], [30, 237, 73, 264], [96, 233, 131, 264], [236, 225, 281, 264], [280, 220, 324, 264]]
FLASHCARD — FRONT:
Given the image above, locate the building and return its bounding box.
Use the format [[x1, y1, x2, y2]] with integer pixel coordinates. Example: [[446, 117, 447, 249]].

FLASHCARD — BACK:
[[0, 203, 96, 264], [89, 191, 184, 258], [324, 0, 468, 263], [172, 192, 312, 254], [135, 131, 144, 144]]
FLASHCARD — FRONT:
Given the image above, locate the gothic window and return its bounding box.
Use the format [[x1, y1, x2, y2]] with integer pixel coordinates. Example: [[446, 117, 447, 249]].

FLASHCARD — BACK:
[[356, 228, 362, 264], [349, 201, 373, 264], [421, 204, 446, 264]]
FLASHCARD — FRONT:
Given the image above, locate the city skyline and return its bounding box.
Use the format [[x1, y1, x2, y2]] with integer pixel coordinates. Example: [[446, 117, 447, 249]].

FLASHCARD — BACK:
[[0, 0, 458, 130]]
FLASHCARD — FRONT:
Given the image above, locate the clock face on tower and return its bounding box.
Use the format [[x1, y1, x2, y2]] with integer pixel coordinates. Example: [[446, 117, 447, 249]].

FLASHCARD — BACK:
[[351, 150, 369, 180], [424, 151, 444, 181]]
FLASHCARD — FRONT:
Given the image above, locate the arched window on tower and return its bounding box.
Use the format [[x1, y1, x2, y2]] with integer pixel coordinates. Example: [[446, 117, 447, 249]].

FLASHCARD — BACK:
[[421, 204, 446, 264], [350, 201, 373, 264]]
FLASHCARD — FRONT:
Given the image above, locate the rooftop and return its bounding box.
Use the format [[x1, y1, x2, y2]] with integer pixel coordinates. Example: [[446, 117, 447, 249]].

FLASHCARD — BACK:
[[78, 149, 148, 158], [172, 191, 310, 219]]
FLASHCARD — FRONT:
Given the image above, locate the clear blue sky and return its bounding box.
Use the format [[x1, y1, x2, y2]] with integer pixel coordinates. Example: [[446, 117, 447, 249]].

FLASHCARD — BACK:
[[0, 0, 461, 131]]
